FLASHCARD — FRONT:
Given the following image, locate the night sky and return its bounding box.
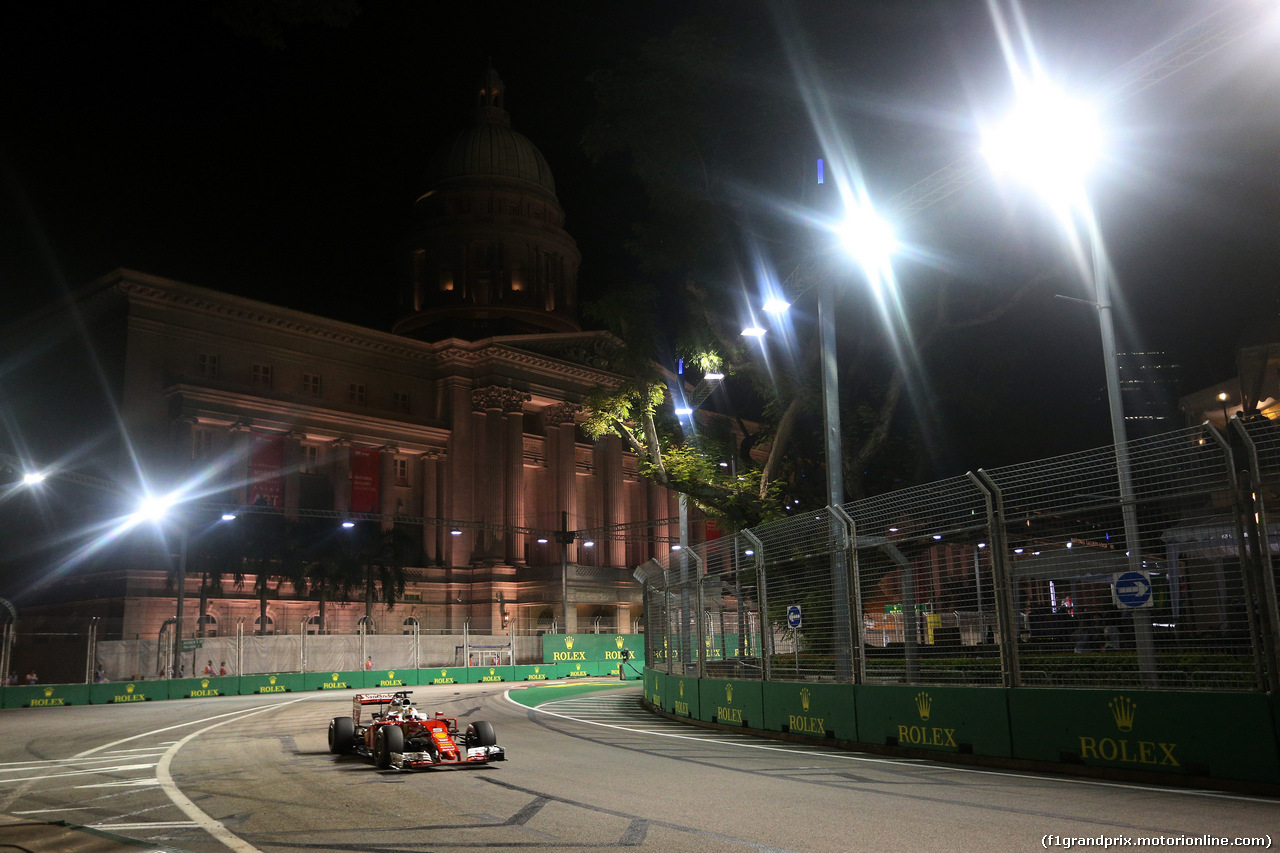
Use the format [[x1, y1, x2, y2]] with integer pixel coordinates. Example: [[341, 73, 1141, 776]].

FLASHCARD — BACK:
[[3, 1, 1278, 470]]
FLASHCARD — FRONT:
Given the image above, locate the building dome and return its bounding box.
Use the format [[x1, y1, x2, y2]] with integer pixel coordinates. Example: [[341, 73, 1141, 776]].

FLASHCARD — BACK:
[[427, 68, 556, 195], [394, 67, 582, 341]]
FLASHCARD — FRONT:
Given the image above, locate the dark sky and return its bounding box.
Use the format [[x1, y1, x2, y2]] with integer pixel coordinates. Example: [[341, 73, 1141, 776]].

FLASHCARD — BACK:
[[3, 1, 1277, 466]]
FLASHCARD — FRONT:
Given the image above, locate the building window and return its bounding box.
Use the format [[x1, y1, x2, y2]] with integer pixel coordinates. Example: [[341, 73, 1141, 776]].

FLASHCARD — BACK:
[[392, 391, 410, 413], [197, 353, 219, 378], [306, 615, 322, 635], [357, 615, 375, 634], [402, 616, 420, 635], [394, 458, 408, 486], [252, 364, 273, 389], [301, 445, 320, 474], [302, 373, 321, 397], [193, 429, 214, 460], [197, 613, 218, 638], [254, 614, 274, 635], [349, 383, 366, 405]]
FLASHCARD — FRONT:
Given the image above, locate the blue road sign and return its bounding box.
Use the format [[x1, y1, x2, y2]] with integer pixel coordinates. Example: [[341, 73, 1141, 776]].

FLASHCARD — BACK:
[[1113, 571, 1153, 609], [786, 605, 803, 629]]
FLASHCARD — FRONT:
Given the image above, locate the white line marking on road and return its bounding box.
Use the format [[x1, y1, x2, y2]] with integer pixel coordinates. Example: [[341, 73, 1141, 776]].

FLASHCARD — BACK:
[[0, 763, 158, 784], [13, 807, 96, 814], [90, 821, 200, 830], [75, 778, 162, 789], [511, 690, 1274, 804], [153, 696, 318, 853]]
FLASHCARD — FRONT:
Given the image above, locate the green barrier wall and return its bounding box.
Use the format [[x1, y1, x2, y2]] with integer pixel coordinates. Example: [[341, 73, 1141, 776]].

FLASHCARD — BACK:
[[3, 683, 90, 708], [303, 670, 365, 690], [240, 673, 303, 694], [645, 670, 665, 706], [698, 678, 763, 728], [367, 669, 417, 688], [666, 673, 700, 719], [1007, 688, 1280, 783], [167, 676, 238, 700], [513, 664, 554, 681], [762, 681, 857, 741], [643, 668, 1280, 785], [560, 661, 600, 679], [856, 684, 1011, 757], [418, 667, 464, 685], [90, 681, 158, 705], [467, 666, 512, 684], [541, 634, 642, 664]]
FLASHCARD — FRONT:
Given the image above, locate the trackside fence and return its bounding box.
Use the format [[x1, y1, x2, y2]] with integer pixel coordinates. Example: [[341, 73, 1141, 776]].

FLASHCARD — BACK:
[[639, 419, 1280, 692]]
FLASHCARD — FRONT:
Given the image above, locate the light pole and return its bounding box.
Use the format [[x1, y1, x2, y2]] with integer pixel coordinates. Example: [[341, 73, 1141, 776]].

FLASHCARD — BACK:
[[1219, 391, 1231, 426], [984, 80, 1157, 685]]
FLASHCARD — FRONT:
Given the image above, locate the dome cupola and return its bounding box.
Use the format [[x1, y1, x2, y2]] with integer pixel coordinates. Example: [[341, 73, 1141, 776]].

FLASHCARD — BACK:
[[395, 66, 581, 341]]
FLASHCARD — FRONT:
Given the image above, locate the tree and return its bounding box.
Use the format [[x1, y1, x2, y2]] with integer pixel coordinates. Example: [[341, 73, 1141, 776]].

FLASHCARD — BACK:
[[580, 8, 1060, 523], [341, 523, 412, 633]]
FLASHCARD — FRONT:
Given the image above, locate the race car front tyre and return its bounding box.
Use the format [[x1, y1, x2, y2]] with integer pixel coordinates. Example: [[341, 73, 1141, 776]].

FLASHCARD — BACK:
[[467, 720, 497, 747], [329, 716, 355, 754], [374, 725, 404, 769]]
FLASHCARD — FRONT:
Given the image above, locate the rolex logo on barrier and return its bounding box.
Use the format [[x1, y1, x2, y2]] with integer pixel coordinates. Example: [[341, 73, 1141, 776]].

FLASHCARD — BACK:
[[387, 671, 395, 679], [801, 687, 811, 712], [44, 687, 54, 697], [440, 669, 448, 677], [332, 673, 340, 681], [269, 676, 277, 685], [616, 635, 625, 649], [490, 668, 496, 676], [126, 684, 135, 693], [201, 679, 210, 688], [725, 683, 733, 703], [679, 681, 684, 698], [565, 636, 574, 650], [915, 691, 932, 721], [1109, 696, 1136, 732]]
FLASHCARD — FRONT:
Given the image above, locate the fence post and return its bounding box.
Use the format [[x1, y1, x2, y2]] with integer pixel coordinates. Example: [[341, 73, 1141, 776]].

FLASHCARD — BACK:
[[300, 618, 307, 673], [833, 506, 863, 684], [741, 530, 769, 682], [971, 470, 1022, 688], [1231, 419, 1280, 690], [689, 551, 706, 678]]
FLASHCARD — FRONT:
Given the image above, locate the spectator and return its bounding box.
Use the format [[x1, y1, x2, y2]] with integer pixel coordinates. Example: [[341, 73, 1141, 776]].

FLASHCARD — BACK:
[[178, 663, 185, 678], [364, 656, 373, 671], [203, 660, 215, 676], [95, 665, 107, 683], [24, 669, 37, 685], [219, 661, 229, 677]]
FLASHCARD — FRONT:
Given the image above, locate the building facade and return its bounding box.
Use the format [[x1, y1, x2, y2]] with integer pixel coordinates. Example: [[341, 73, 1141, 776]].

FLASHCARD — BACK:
[[1, 69, 681, 643]]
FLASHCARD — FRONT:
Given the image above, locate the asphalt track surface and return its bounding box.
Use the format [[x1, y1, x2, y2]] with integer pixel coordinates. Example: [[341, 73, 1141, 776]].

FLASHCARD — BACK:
[[0, 681, 1273, 852]]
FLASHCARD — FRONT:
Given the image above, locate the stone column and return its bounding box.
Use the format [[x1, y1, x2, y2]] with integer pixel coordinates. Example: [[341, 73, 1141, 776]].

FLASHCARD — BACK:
[[597, 434, 624, 568], [379, 446, 398, 532], [331, 438, 351, 515], [503, 394, 529, 565], [420, 451, 440, 564], [545, 402, 580, 561], [472, 386, 530, 564], [227, 423, 252, 506], [445, 382, 474, 565], [171, 416, 196, 478], [283, 431, 303, 522]]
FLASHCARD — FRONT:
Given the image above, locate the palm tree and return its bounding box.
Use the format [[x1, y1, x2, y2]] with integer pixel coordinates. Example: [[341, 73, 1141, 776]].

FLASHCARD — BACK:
[[347, 523, 413, 633]]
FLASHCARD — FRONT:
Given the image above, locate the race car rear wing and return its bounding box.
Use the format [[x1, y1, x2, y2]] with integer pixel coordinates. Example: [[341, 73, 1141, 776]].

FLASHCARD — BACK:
[[352, 690, 413, 724]]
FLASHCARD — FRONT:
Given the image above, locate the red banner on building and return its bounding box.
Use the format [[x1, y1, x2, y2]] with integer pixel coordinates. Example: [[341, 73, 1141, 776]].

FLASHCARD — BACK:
[[248, 433, 284, 507], [350, 445, 380, 513]]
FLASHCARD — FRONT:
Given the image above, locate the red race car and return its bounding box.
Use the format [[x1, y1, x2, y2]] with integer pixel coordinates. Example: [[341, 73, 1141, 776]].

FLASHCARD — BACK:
[[327, 690, 506, 770]]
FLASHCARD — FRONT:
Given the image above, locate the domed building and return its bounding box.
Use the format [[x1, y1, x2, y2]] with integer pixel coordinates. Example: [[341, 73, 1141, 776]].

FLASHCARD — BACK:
[[0, 68, 677, 680], [397, 67, 582, 341]]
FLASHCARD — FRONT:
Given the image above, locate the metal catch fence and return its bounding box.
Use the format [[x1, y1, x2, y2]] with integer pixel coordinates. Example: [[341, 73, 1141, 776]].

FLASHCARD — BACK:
[[639, 419, 1280, 692]]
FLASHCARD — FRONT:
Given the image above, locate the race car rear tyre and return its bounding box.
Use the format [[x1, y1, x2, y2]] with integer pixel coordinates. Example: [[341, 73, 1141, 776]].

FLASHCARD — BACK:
[[328, 716, 355, 754], [467, 720, 497, 747], [374, 725, 403, 769]]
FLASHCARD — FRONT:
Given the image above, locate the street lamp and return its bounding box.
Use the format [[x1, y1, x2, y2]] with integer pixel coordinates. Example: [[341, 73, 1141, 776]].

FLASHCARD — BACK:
[[983, 79, 1157, 685], [1219, 391, 1230, 426]]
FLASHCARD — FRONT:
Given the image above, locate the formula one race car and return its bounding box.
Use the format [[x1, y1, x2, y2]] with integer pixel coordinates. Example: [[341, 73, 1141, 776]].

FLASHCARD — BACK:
[[327, 690, 506, 770]]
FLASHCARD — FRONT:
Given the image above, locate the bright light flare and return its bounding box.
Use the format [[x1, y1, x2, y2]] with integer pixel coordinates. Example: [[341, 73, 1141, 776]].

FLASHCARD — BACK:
[[982, 82, 1102, 204], [22, 472, 46, 485], [835, 204, 897, 275], [740, 325, 766, 337], [674, 406, 693, 416], [762, 298, 790, 315], [132, 492, 180, 525]]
